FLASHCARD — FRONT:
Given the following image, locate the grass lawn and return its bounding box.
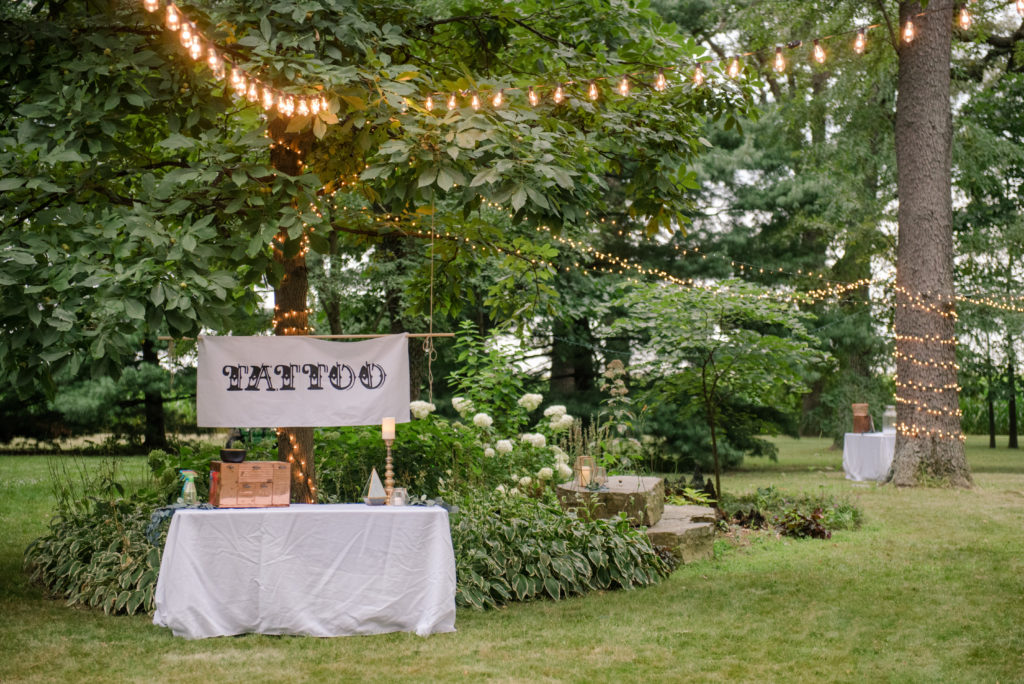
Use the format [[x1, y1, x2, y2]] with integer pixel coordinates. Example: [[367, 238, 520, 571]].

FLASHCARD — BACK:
[[1, 437, 1022, 683]]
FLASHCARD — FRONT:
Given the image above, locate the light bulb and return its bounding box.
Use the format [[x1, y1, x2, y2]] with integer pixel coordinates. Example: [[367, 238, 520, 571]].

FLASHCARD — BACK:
[[728, 57, 741, 79], [774, 46, 785, 72], [310, 97, 321, 114], [188, 38, 202, 61], [143, 0, 159, 12], [207, 47, 222, 75], [528, 87, 538, 106], [553, 85, 564, 103], [958, 6, 971, 30], [231, 68, 245, 93], [471, 93, 480, 110], [618, 76, 629, 96], [424, 95, 433, 111], [492, 89, 503, 107], [447, 93, 457, 110], [179, 22, 193, 48], [319, 96, 328, 112], [588, 81, 599, 101], [693, 65, 704, 86], [262, 89, 275, 110], [298, 99, 309, 116], [903, 19, 914, 43], [165, 5, 180, 31], [654, 69, 667, 92], [246, 82, 259, 102], [812, 39, 825, 64], [854, 28, 866, 54]]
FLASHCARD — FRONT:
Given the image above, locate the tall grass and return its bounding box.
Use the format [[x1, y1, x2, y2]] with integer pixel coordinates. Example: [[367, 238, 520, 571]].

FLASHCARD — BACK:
[[1, 437, 1022, 683]]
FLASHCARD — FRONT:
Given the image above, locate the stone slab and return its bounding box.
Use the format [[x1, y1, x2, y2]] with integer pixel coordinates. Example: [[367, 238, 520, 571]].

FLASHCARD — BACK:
[[556, 475, 664, 526], [645, 504, 716, 564]]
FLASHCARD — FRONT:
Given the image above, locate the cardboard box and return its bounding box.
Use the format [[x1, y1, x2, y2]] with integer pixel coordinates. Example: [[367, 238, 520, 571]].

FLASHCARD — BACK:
[[210, 461, 291, 508]]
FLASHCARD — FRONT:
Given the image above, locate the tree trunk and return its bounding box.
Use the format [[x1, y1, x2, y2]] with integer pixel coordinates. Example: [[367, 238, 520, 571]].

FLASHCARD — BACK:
[[269, 118, 317, 503], [987, 369, 996, 449], [549, 317, 596, 398], [1008, 347, 1018, 449], [141, 338, 167, 449], [890, 0, 971, 486]]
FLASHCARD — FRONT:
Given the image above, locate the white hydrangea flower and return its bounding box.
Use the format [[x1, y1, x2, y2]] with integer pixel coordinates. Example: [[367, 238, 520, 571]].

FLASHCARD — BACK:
[[484, 447, 496, 458], [473, 412, 494, 428], [509, 487, 520, 496], [537, 467, 553, 481], [451, 396, 474, 417], [517, 393, 544, 411], [556, 462, 573, 481], [496, 439, 514, 454], [527, 433, 547, 448], [518, 475, 532, 488], [553, 451, 569, 466], [550, 414, 574, 431], [495, 484, 506, 494], [409, 400, 436, 419], [543, 404, 567, 418]]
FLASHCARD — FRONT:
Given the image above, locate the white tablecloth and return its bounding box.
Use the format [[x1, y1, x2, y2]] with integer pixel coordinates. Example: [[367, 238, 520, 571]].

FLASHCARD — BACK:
[[153, 504, 456, 639], [843, 432, 896, 482]]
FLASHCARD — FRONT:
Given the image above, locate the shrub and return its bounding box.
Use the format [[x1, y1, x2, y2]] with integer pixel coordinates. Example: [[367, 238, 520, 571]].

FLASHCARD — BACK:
[[720, 486, 863, 539], [24, 496, 163, 616], [450, 492, 670, 610]]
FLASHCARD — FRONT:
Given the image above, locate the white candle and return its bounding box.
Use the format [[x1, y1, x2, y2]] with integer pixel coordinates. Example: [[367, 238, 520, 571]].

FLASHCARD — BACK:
[[381, 417, 396, 441], [579, 466, 592, 487]]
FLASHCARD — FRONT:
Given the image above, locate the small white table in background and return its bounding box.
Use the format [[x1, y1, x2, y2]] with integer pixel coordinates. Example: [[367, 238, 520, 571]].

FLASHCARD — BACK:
[[843, 432, 896, 482], [153, 504, 456, 639]]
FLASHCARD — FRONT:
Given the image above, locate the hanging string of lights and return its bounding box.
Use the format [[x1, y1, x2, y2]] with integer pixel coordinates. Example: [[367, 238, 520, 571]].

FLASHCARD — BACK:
[[141, 0, 329, 120], [140, 0, 1024, 121]]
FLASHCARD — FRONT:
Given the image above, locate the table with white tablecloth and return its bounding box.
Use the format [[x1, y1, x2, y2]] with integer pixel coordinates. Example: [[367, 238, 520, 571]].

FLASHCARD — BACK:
[[153, 504, 456, 639], [842, 432, 896, 482]]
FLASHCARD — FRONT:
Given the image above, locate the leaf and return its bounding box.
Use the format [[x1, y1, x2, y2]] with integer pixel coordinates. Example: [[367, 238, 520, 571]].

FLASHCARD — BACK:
[[340, 95, 367, 111], [313, 117, 327, 139], [157, 134, 196, 150], [0, 177, 25, 191], [510, 186, 527, 212], [123, 299, 145, 320], [260, 16, 272, 42]]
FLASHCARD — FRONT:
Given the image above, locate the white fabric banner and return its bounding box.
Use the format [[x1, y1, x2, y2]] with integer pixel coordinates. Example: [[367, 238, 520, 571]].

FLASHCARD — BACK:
[[197, 335, 411, 428]]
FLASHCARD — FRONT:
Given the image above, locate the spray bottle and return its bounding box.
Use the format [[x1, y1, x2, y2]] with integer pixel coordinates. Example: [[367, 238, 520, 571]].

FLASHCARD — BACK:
[[179, 469, 199, 505]]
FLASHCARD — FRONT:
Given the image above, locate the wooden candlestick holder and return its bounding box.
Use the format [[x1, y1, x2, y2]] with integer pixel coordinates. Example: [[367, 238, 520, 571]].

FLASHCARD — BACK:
[[384, 439, 395, 505]]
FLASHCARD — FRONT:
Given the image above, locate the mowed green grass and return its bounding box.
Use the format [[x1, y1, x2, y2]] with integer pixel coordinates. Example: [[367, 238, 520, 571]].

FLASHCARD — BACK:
[[1, 437, 1022, 683]]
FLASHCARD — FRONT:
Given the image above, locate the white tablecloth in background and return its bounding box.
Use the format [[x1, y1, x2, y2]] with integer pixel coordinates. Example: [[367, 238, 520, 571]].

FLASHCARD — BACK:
[[153, 504, 456, 639], [843, 432, 896, 482]]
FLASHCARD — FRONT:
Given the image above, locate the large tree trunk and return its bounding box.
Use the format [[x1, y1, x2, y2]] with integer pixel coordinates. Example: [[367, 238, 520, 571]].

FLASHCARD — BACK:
[[269, 118, 317, 503], [141, 338, 167, 449], [890, 0, 971, 486]]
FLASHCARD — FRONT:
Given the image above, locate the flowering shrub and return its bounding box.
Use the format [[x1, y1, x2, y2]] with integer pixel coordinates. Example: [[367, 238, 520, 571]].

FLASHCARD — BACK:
[[451, 492, 670, 610]]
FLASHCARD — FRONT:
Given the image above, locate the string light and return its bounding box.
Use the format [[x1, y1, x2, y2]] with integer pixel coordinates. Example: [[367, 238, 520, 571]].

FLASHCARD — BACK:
[[854, 28, 867, 54], [262, 88, 275, 111], [447, 93, 457, 111], [728, 57, 741, 79], [693, 65, 704, 86], [553, 85, 564, 104], [471, 93, 481, 110], [143, 0, 159, 12], [424, 95, 434, 112], [654, 69, 667, 92], [774, 46, 786, 73], [618, 76, 630, 97], [246, 82, 259, 102], [528, 87, 539, 106], [903, 19, 915, 43], [958, 4, 972, 30], [587, 81, 599, 101], [492, 90, 503, 107], [812, 39, 826, 64], [165, 4, 180, 31], [179, 21, 193, 48], [188, 37, 203, 61]]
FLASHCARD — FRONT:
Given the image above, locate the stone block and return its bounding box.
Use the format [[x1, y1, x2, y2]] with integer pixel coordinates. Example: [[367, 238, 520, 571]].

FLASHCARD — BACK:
[[645, 504, 716, 564], [556, 475, 664, 526]]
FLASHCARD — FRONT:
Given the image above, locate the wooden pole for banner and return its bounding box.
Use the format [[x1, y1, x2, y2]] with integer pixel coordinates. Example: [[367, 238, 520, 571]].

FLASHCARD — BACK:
[[158, 333, 454, 341]]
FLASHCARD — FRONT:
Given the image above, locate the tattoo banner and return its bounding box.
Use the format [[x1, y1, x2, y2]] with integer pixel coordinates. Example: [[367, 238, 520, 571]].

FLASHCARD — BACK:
[[197, 334, 411, 428]]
